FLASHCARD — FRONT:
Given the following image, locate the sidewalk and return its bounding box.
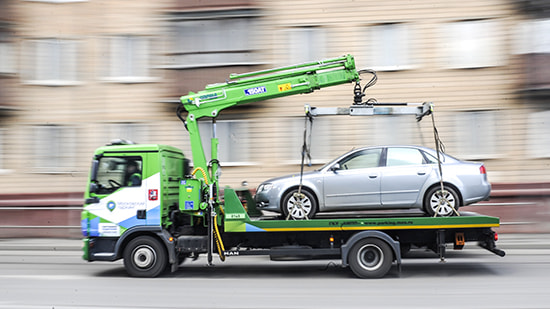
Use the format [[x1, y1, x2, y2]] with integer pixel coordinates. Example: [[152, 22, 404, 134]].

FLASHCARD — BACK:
[[1, 234, 550, 251]]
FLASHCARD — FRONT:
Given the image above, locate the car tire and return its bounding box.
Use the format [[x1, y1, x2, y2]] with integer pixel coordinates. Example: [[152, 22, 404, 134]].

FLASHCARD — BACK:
[[348, 238, 393, 278], [123, 236, 167, 278], [281, 189, 317, 220], [424, 186, 460, 217]]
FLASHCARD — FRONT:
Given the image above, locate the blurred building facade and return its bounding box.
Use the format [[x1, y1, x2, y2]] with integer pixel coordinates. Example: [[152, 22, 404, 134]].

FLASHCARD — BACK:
[[0, 0, 549, 232]]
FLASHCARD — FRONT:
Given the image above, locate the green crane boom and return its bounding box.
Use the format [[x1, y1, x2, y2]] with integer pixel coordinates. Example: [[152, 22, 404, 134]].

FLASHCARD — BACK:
[[178, 54, 360, 185]]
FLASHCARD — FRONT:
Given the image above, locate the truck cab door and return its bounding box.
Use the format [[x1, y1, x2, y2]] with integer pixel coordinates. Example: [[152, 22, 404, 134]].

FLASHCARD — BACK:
[[84, 156, 147, 237]]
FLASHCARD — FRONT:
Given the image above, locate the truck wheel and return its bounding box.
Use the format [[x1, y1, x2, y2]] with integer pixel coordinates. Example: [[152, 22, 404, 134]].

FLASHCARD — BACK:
[[281, 189, 317, 220], [123, 236, 167, 278], [348, 238, 393, 278], [424, 186, 459, 217]]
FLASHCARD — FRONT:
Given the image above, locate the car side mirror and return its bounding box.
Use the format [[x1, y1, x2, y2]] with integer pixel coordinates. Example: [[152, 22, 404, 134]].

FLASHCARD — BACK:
[[330, 163, 341, 172]]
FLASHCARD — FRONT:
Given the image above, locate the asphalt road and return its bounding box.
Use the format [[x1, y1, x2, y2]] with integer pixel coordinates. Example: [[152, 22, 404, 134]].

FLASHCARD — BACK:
[[0, 235, 549, 309]]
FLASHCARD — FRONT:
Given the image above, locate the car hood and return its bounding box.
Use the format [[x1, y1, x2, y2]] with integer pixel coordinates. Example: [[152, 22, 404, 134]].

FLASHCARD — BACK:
[[259, 170, 321, 185]]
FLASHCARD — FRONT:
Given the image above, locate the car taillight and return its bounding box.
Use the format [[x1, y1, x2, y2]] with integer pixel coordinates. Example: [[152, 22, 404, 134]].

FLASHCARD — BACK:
[[480, 165, 487, 174]]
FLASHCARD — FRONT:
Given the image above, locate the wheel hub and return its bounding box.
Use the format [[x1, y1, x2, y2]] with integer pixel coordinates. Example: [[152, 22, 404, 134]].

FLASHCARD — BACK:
[[287, 193, 311, 219], [358, 244, 383, 270], [133, 245, 156, 269]]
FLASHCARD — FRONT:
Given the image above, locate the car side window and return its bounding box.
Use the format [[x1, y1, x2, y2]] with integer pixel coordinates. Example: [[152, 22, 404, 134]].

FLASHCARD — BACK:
[[422, 151, 439, 164], [339, 149, 382, 170], [386, 148, 424, 167]]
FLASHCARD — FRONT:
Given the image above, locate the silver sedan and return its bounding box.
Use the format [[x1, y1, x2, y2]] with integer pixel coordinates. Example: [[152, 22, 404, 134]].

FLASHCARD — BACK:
[[254, 145, 491, 219]]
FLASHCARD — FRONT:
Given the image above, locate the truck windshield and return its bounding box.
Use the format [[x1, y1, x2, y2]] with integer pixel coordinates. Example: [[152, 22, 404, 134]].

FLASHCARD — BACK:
[[94, 156, 142, 194]]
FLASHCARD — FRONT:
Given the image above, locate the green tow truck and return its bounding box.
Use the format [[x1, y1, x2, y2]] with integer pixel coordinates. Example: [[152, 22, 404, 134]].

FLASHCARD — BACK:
[[81, 55, 504, 278]]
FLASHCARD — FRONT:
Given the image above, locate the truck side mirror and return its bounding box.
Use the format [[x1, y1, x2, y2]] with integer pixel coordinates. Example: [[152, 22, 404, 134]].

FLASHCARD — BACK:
[[89, 182, 98, 194]]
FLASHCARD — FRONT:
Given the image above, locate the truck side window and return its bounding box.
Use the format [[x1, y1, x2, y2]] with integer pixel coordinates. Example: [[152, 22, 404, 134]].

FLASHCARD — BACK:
[[95, 157, 142, 194]]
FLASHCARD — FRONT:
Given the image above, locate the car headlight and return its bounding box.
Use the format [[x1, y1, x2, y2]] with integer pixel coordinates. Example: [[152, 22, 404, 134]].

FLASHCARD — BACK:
[[258, 183, 273, 192]]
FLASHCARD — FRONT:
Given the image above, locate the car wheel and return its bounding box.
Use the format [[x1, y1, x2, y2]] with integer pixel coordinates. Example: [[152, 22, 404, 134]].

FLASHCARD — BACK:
[[348, 238, 393, 278], [424, 186, 459, 217], [123, 236, 167, 277], [281, 189, 317, 220]]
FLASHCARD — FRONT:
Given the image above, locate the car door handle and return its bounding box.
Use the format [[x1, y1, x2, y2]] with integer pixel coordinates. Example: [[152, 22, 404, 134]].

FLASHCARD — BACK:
[[417, 171, 426, 175], [369, 174, 378, 179]]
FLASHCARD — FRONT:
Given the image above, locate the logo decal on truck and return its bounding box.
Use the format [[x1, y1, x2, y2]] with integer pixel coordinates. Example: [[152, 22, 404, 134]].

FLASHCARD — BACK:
[[244, 86, 267, 96], [107, 201, 116, 212], [148, 189, 158, 201]]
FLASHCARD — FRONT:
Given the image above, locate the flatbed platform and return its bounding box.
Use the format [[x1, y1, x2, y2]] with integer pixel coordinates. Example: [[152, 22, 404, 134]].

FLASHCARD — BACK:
[[224, 190, 499, 233]]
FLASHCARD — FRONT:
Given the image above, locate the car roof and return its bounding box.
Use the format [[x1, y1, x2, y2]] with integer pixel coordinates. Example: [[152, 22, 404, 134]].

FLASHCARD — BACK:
[[318, 145, 458, 171]]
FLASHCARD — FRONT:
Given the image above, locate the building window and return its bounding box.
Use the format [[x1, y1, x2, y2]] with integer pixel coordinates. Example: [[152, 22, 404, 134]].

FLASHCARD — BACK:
[[108, 123, 149, 145], [364, 23, 413, 71], [22, 39, 79, 85], [33, 125, 76, 173], [455, 111, 497, 159], [286, 117, 332, 164], [355, 115, 417, 146], [372, 116, 417, 145], [23, 0, 87, 3], [516, 19, 550, 54], [442, 20, 505, 69], [199, 120, 250, 165], [168, 9, 261, 69], [0, 32, 15, 74], [528, 110, 550, 158], [288, 27, 327, 64], [0, 128, 4, 171], [103, 36, 153, 83]]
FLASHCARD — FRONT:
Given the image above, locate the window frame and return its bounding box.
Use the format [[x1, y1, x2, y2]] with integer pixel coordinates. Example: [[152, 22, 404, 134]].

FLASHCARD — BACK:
[[32, 124, 76, 173], [198, 119, 252, 166], [166, 9, 262, 69], [527, 110, 550, 158], [442, 19, 506, 69], [454, 110, 499, 160], [102, 35, 156, 83], [22, 38, 80, 86], [0, 32, 16, 74], [363, 23, 415, 71], [287, 26, 327, 64]]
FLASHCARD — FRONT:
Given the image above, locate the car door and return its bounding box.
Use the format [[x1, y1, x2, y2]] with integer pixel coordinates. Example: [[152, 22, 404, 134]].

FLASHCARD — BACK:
[[380, 147, 434, 207], [323, 148, 382, 209]]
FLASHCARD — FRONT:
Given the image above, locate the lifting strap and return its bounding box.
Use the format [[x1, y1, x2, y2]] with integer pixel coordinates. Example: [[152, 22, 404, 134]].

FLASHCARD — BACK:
[[286, 113, 314, 220], [431, 109, 460, 217]]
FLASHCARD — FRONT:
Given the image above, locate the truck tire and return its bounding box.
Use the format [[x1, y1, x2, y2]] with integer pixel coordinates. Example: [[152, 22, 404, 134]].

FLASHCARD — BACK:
[[123, 236, 167, 278], [348, 238, 393, 278]]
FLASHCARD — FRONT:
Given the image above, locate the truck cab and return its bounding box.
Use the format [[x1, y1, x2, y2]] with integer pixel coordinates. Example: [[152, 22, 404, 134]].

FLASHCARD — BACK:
[[81, 142, 188, 261]]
